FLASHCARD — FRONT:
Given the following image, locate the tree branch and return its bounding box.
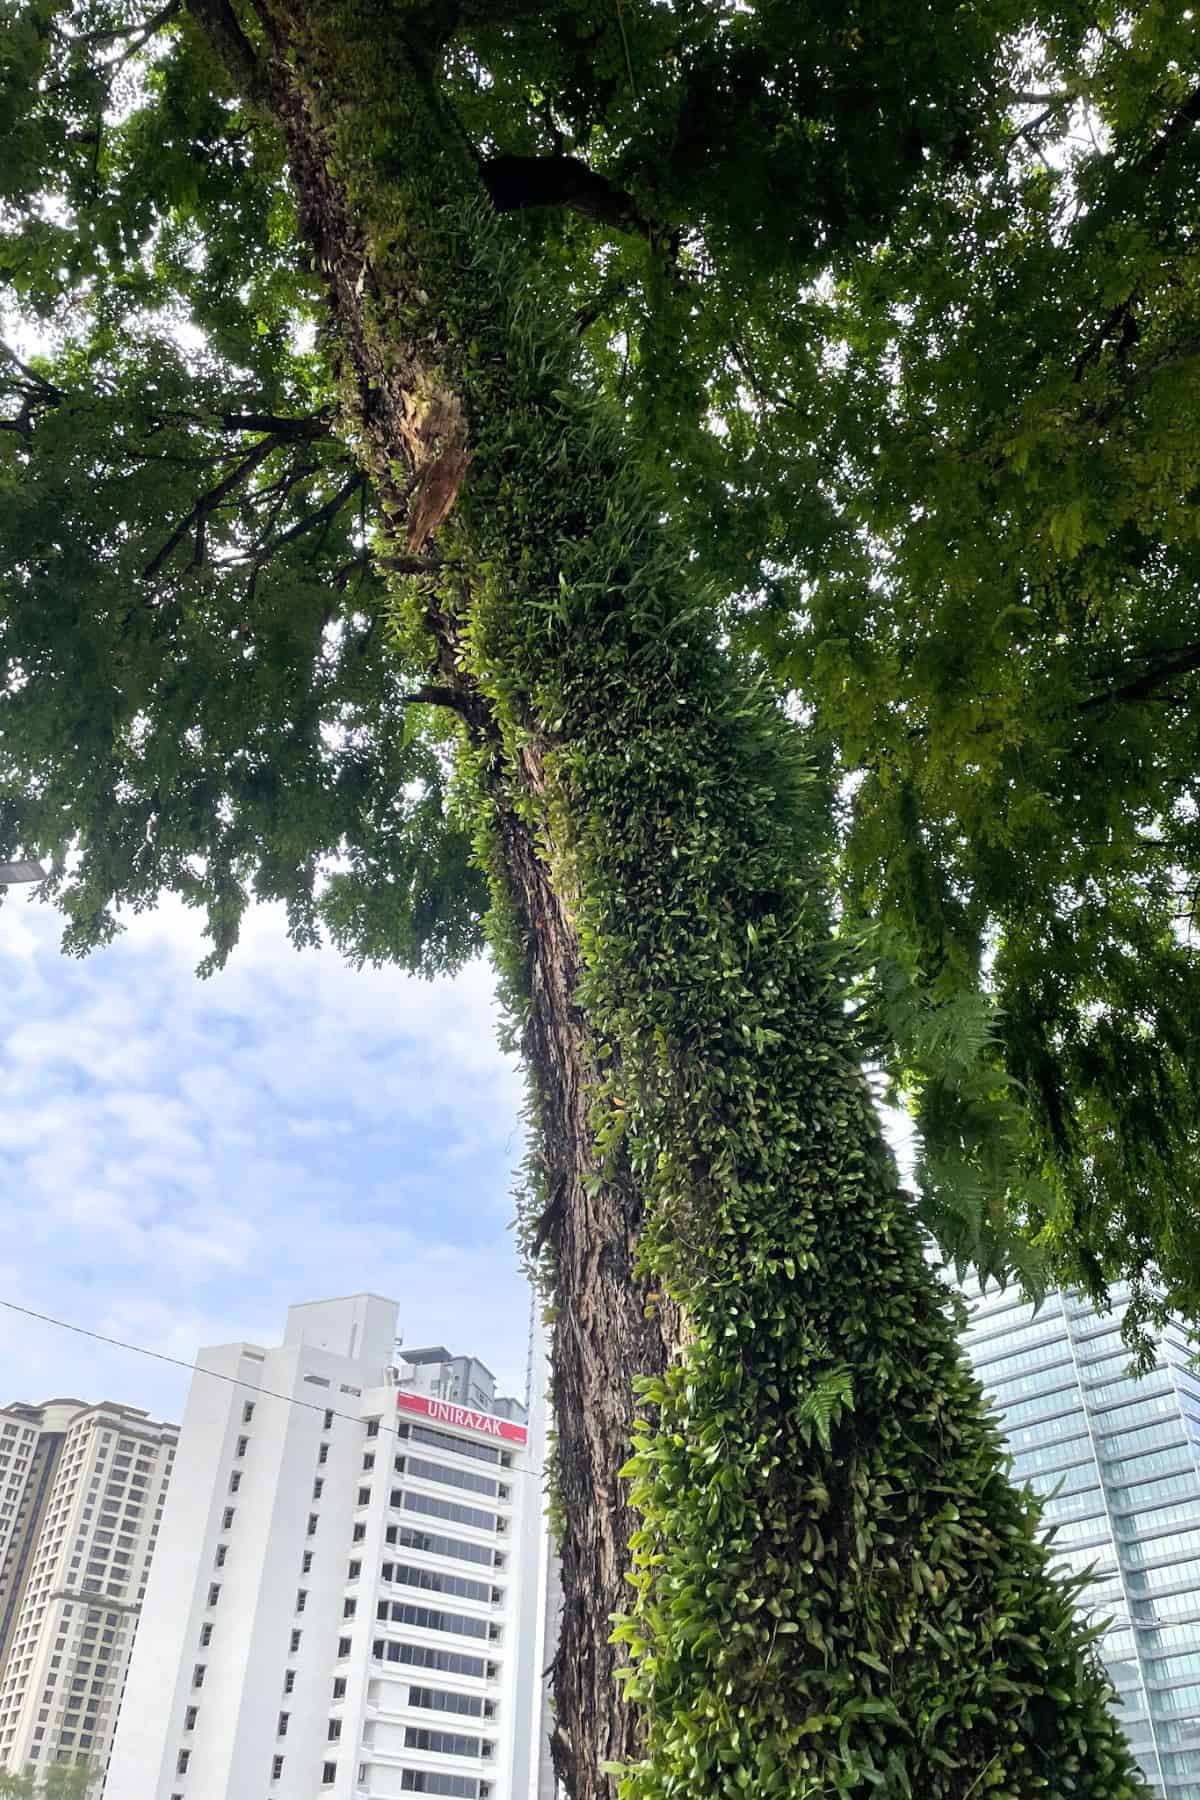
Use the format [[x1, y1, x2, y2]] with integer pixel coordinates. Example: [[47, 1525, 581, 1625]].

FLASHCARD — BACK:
[[376, 552, 450, 576], [451, 0, 555, 24], [231, 468, 365, 577], [480, 154, 649, 236], [0, 341, 63, 402], [1134, 79, 1200, 182], [143, 432, 281, 578], [1079, 644, 1200, 711], [400, 684, 472, 712], [64, 0, 180, 49], [182, 0, 266, 99], [1085, 332, 1200, 426], [0, 356, 331, 443], [219, 410, 332, 439], [1073, 295, 1141, 378]]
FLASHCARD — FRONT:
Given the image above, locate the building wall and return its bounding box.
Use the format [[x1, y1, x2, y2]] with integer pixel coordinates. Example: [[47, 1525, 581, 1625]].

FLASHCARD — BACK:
[[507, 1322, 553, 1800], [0, 1399, 178, 1786], [106, 1294, 544, 1800], [961, 1278, 1200, 1800], [0, 1405, 67, 1679]]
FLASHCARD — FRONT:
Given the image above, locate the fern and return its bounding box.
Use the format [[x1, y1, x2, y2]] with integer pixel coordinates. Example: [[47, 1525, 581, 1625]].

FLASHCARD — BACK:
[[846, 922, 1050, 1299], [796, 1366, 855, 1452]]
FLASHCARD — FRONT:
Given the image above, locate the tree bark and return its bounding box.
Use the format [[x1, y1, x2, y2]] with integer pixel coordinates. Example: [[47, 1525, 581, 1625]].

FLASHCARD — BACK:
[[491, 751, 683, 1792]]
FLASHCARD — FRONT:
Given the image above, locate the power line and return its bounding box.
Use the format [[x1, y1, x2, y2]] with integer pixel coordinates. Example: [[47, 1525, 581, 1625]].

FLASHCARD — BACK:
[[0, 1297, 542, 1475], [0, 1297, 359, 1422]]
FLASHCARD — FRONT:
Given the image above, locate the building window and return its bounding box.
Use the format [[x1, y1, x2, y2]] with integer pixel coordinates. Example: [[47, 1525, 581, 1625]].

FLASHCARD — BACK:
[[222, 1508, 235, 1531], [192, 1665, 206, 1689], [322, 1765, 337, 1786], [235, 1437, 248, 1458], [296, 1591, 307, 1614], [363, 1452, 375, 1471], [328, 1719, 342, 1741], [272, 1755, 284, 1780], [308, 1514, 319, 1538], [353, 1523, 366, 1543], [284, 1670, 295, 1695], [215, 1544, 228, 1568], [185, 1707, 198, 1730], [318, 1443, 329, 1466], [332, 1678, 347, 1699], [393, 1491, 497, 1534], [290, 1630, 302, 1653], [409, 1688, 485, 1720], [404, 1726, 484, 1758], [348, 1559, 361, 1580], [313, 1479, 324, 1500], [176, 1749, 190, 1774], [303, 1550, 314, 1574], [400, 1776, 483, 1797], [277, 1713, 289, 1738], [357, 1487, 371, 1506], [323, 1410, 334, 1430], [337, 1637, 351, 1658], [207, 1584, 220, 1608], [343, 1598, 357, 1619], [199, 1624, 213, 1648], [242, 1403, 255, 1425], [228, 1472, 241, 1494]]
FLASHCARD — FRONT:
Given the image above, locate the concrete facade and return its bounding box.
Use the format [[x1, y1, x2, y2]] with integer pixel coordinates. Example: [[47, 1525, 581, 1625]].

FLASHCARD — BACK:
[[0, 1397, 178, 1783], [106, 1295, 547, 1800]]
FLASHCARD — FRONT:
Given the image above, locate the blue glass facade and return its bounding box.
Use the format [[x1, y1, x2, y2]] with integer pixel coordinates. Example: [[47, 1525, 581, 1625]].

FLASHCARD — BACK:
[[960, 1278, 1200, 1799]]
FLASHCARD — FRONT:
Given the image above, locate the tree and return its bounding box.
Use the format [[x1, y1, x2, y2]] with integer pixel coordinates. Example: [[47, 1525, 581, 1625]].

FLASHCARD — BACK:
[[0, 1, 1175, 1795], [0, 1764, 95, 1798], [723, 8, 1200, 1350]]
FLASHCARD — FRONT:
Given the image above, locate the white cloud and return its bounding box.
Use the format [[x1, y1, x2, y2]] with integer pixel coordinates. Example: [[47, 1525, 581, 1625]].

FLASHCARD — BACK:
[[0, 888, 532, 1424]]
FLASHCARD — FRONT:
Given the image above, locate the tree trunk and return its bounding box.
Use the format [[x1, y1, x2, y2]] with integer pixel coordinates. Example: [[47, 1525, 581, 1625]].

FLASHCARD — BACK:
[[188, 6, 1149, 1798], [204, 11, 674, 1786], [491, 759, 683, 1791]]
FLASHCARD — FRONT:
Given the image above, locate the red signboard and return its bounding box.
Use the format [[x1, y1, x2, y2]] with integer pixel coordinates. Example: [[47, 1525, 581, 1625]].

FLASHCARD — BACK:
[[396, 1388, 527, 1446]]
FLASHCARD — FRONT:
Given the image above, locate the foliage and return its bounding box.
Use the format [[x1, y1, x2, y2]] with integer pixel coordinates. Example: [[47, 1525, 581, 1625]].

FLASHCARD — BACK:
[[0, 1, 484, 973], [0, 0, 1190, 1794], [0, 1764, 95, 1798], [729, 7, 1200, 1341]]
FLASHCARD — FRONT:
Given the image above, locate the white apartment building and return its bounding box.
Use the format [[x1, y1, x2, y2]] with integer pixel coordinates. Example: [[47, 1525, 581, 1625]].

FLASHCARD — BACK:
[[0, 1397, 179, 1780], [106, 1294, 550, 1800]]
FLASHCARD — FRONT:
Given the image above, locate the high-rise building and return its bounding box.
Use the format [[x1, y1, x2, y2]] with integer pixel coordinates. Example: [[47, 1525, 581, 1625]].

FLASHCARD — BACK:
[[0, 1397, 179, 1782], [106, 1295, 547, 1800], [961, 1277, 1200, 1800]]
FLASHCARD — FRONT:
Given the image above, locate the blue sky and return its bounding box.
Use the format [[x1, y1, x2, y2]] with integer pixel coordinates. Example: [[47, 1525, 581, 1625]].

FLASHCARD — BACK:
[[0, 887, 532, 1426]]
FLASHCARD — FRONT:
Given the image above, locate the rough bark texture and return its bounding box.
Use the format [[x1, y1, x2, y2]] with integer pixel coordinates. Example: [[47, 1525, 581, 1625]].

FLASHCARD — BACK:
[[213, 16, 677, 1793], [496, 749, 683, 1793]]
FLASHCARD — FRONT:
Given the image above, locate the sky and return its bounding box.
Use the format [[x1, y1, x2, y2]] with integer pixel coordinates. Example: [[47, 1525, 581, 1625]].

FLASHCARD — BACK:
[[0, 886, 532, 1427]]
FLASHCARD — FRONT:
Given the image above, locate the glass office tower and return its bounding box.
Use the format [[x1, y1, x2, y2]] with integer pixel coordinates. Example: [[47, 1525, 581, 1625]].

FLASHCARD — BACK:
[[960, 1278, 1200, 1799]]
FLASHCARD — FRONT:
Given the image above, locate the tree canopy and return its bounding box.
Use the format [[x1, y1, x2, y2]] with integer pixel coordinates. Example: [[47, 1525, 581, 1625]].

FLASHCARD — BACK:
[[4, 0, 1199, 1340]]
